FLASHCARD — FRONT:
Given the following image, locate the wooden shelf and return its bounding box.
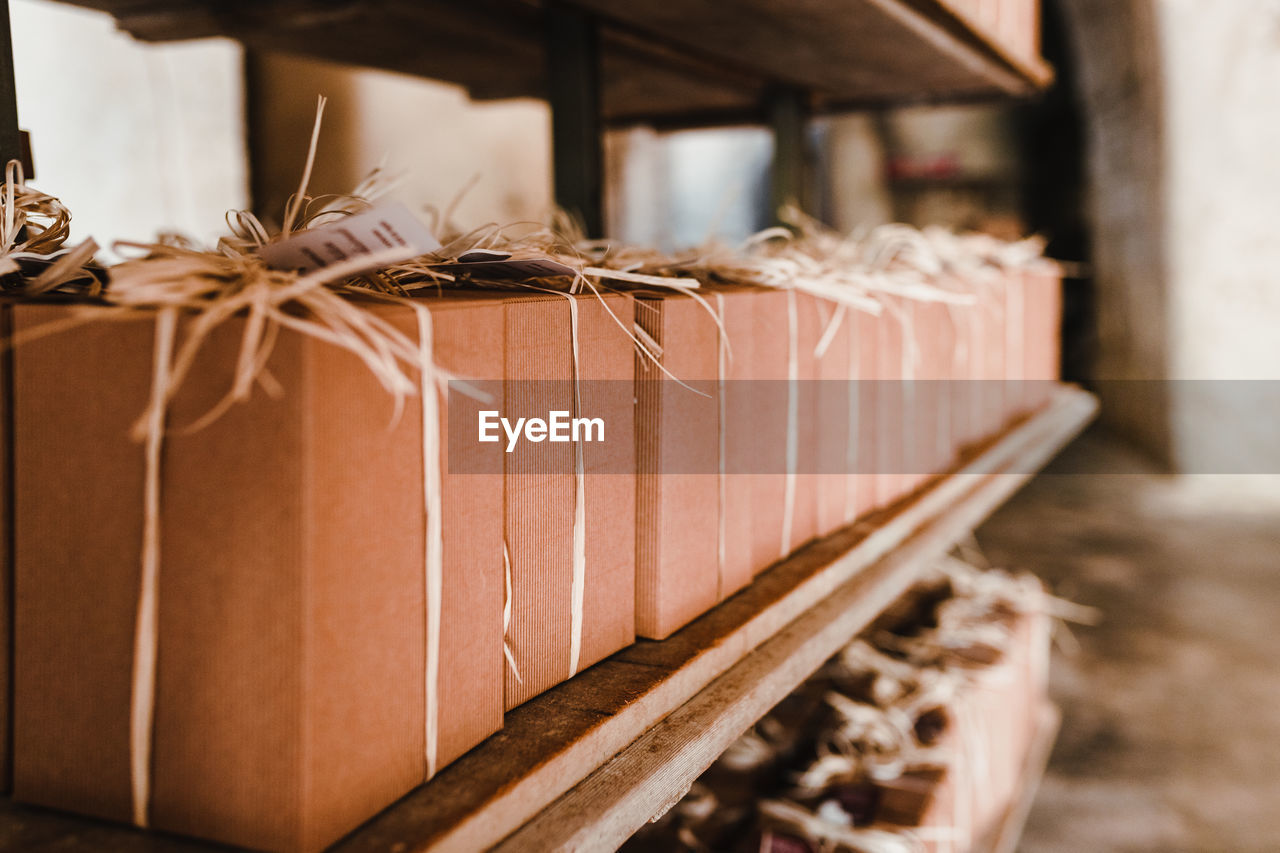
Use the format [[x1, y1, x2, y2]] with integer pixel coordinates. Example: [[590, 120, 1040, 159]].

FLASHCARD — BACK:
[[0, 384, 1096, 852], [52, 0, 1051, 126]]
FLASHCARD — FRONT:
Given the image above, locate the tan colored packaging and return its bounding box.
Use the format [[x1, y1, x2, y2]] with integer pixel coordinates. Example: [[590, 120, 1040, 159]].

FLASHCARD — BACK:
[[853, 308, 880, 519], [873, 296, 909, 509], [11, 298, 505, 852], [1024, 264, 1062, 412], [877, 608, 1051, 853], [793, 292, 823, 548], [503, 292, 636, 708], [814, 298, 854, 538], [980, 275, 1009, 440], [711, 285, 760, 592], [634, 291, 751, 640], [914, 299, 959, 481], [743, 288, 820, 575], [1004, 268, 1031, 418]]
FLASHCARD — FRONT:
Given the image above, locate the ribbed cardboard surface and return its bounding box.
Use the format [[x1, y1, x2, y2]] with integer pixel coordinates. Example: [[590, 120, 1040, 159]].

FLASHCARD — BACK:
[[10, 298, 504, 852], [744, 288, 821, 576], [634, 293, 720, 640], [813, 297, 858, 538], [503, 292, 636, 709], [714, 286, 761, 596], [1024, 266, 1062, 413], [873, 295, 908, 508], [980, 275, 1009, 440]]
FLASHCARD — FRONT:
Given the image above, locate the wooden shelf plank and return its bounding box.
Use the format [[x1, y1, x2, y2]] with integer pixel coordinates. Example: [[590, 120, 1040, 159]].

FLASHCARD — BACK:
[[51, 0, 1051, 125], [0, 385, 1094, 852]]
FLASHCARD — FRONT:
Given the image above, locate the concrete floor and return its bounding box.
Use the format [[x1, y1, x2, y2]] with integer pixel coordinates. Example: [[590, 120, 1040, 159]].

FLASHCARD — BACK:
[[975, 429, 1280, 852]]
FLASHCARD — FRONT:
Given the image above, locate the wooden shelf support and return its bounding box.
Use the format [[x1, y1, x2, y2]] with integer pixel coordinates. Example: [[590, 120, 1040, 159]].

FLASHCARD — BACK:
[[546, 1, 604, 237], [0, 0, 19, 169], [767, 85, 808, 222]]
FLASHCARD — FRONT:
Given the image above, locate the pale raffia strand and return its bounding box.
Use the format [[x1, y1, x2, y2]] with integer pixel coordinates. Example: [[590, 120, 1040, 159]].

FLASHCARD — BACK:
[[413, 304, 445, 780]]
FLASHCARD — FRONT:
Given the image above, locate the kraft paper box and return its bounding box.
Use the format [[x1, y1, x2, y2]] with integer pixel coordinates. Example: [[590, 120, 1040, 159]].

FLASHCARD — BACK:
[[708, 285, 760, 592], [10, 297, 505, 852], [872, 295, 909, 510], [1004, 268, 1031, 419], [813, 297, 852, 538], [813, 298, 878, 537], [503, 292, 636, 708], [943, 292, 980, 460], [955, 607, 1050, 847], [853, 308, 880, 521], [743, 288, 820, 576], [913, 299, 959, 483], [634, 291, 751, 640], [1023, 263, 1062, 413], [872, 609, 1050, 853], [981, 274, 1009, 439]]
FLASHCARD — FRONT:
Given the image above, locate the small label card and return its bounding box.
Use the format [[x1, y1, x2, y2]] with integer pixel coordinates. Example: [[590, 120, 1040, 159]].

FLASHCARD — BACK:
[[259, 202, 441, 274], [432, 250, 578, 282]]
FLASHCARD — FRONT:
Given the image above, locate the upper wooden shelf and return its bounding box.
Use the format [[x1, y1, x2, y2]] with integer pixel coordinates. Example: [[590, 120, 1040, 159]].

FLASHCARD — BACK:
[[52, 0, 1053, 126]]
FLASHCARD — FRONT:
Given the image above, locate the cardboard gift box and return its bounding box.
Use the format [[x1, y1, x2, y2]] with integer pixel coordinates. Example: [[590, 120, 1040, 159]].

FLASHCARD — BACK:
[[977, 272, 1009, 443], [940, 289, 979, 461], [634, 290, 753, 640], [912, 299, 960, 484], [1023, 262, 1062, 413], [711, 285, 764, 587], [10, 296, 506, 852], [871, 294, 909, 510], [739, 287, 820, 576], [1003, 267, 1030, 419], [813, 297, 854, 539], [503, 291, 636, 707], [852, 308, 880, 521]]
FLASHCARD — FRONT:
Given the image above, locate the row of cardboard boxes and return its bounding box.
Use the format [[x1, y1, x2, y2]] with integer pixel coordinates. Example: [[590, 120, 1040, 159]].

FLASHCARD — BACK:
[[2, 265, 1061, 851]]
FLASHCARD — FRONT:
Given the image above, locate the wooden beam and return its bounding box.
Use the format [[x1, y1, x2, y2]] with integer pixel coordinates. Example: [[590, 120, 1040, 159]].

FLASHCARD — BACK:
[[546, 2, 603, 237], [70, 0, 1050, 128], [767, 85, 807, 222], [0, 0, 20, 170]]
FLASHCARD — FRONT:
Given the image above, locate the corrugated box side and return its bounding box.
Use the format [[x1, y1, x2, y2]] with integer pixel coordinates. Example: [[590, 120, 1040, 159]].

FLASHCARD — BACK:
[[634, 293, 719, 639], [504, 292, 636, 709]]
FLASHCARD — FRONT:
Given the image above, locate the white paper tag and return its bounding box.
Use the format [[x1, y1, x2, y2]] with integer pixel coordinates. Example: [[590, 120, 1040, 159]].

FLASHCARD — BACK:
[[258, 202, 440, 274]]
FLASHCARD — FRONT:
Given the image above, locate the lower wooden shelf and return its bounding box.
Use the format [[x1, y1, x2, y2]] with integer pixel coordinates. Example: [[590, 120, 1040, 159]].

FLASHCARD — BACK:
[[0, 385, 1095, 852]]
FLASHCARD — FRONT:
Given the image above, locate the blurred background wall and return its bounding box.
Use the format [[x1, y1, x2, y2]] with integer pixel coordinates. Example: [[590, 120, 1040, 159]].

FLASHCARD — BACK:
[[246, 52, 551, 234], [10, 0, 246, 251], [1059, 0, 1280, 474]]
